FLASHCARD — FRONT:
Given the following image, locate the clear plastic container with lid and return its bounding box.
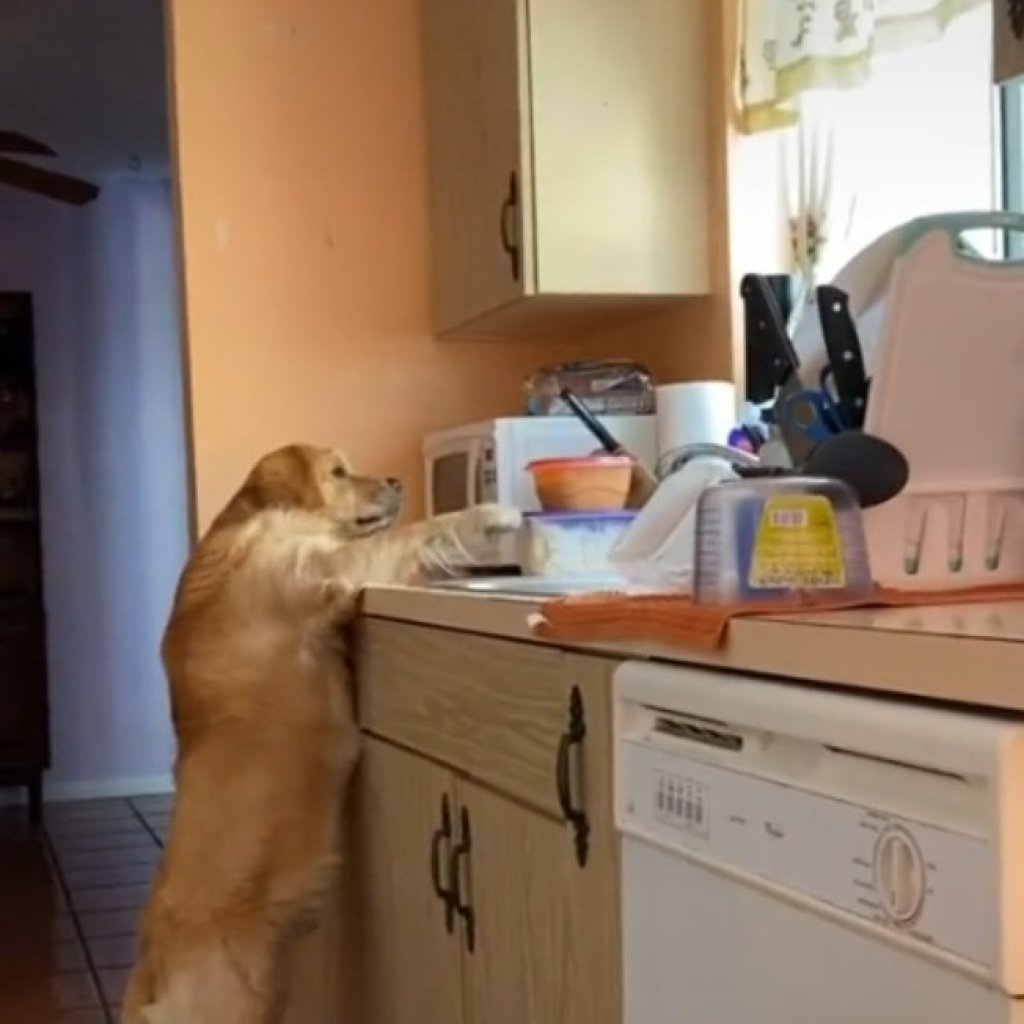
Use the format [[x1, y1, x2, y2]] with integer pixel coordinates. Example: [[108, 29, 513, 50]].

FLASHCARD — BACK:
[[519, 510, 636, 579], [693, 476, 873, 607]]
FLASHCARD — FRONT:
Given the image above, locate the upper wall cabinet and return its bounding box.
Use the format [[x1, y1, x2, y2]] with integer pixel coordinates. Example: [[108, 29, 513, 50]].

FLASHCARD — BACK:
[[995, 0, 1024, 84], [421, 0, 711, 337]]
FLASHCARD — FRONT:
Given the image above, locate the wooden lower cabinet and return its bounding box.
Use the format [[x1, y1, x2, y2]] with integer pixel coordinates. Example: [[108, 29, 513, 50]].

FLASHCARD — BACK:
[[350, 737, 464, 1024], [341, 620, 623, 1024], [281, 737, 465, 1024], [458, 778, 619, 1024], [343, 744, 620, 1024]]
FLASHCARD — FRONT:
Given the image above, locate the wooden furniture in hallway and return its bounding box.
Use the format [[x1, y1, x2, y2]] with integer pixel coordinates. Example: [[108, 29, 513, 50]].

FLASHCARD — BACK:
[[0, 293, 48, 820]]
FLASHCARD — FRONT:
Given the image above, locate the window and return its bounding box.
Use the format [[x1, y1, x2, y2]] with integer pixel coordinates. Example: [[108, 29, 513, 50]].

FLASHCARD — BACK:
[[1001, 67, 1024, 255], [796, 3, 1000, 282]]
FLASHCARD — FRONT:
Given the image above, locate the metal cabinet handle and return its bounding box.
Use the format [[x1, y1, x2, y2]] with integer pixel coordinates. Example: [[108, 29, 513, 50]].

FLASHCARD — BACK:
[[498, 171, 521, 281], [555, 685, 590, 868], [449, 806, 476, 953], [1011, 1, 1024, 40], [429, 794, 455, 933]]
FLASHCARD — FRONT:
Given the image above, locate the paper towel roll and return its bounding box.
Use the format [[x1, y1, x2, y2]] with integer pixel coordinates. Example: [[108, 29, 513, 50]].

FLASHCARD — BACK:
[[656, 381, 737, 456]]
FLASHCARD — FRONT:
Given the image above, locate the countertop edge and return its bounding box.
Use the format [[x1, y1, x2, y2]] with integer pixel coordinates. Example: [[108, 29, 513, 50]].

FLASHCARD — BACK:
[[360, 586, 1024, 713]]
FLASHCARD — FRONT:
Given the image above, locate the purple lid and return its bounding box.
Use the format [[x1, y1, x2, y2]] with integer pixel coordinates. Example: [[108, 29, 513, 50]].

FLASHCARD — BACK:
[[525, 509, 637, 523]]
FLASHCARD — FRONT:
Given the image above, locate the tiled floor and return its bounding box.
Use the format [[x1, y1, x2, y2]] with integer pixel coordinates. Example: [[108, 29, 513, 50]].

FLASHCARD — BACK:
[[0, 794, 171, 1023]]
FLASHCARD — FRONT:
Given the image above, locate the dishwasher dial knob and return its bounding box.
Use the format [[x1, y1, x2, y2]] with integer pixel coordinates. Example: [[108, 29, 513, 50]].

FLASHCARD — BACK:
[[873, 825, 926, 925]]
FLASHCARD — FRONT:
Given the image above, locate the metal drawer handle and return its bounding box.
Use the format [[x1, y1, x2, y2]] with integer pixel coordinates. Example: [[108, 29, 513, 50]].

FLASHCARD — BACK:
[[498, 171, 521, 281], [556, 685, 590, 868], [429, 794, 456, 933], [449, 806, 476, 953]]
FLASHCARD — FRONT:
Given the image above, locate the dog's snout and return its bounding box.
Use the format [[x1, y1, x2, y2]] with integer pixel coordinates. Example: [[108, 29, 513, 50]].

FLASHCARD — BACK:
[[386, 477, 402, 492]]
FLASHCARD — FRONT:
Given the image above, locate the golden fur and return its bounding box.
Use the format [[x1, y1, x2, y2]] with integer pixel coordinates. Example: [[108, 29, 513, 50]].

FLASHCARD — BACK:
[[120, 444, 520, 1024]]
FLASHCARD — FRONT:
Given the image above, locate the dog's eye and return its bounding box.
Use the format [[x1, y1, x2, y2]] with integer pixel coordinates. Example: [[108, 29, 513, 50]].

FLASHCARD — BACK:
[[331, 466, 348, 479]]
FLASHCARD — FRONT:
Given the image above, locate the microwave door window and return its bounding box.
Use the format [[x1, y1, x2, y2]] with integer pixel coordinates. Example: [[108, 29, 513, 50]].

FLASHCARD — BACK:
[[432, 452, 470, 514]]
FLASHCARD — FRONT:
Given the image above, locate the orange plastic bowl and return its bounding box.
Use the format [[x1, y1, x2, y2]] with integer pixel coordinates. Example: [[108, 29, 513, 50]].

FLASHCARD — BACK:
[[526, 455, 634, 512]]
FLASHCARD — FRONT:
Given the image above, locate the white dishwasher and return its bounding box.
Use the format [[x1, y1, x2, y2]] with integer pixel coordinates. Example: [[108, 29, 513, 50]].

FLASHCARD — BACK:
[[614, 660, 1024, 1024]]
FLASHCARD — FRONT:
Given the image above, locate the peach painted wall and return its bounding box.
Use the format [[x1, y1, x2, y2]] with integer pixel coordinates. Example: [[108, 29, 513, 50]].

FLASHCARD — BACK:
[[166, 0, 735, 532]]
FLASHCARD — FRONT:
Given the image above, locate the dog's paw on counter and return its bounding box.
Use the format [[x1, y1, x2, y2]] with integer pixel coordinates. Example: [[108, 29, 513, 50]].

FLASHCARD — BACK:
[[473, 503, 523, 537]]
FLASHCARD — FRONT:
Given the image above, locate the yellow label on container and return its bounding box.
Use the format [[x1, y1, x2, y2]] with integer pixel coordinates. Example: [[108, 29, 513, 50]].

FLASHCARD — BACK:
[[748, 494, 846, 590]]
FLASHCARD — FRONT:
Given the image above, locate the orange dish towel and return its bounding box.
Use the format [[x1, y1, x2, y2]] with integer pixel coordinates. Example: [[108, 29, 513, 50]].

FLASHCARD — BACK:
[[530, 584, 1024, 652]]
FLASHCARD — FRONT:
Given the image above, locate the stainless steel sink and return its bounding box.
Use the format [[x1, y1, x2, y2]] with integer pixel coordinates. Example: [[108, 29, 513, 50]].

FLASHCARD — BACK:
[[426, 576, 626, 599]]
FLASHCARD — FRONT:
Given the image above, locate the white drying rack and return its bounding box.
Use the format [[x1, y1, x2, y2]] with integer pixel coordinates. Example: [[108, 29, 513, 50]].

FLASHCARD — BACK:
[[861, 211, 1024, 590]]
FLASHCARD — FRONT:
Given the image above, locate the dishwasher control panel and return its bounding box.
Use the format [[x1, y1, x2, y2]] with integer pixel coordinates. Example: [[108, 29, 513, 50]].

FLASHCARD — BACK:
[[619, 740, 995, 970]]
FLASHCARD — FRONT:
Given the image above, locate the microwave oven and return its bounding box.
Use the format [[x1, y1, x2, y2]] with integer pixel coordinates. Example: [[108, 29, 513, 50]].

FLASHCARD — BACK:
[[423, 415, 657, 566]]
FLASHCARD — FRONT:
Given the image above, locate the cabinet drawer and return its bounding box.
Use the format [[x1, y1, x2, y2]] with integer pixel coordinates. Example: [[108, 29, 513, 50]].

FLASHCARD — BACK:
[[356, 619, 573, 817]]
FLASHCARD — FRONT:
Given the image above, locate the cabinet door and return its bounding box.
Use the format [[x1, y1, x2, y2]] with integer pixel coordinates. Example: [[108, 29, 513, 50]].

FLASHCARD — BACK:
[[349, 737, 464, 1024], [456, 780, 620, 1024], [421, 0, 530, 331], [996, 1, 1024, 84]]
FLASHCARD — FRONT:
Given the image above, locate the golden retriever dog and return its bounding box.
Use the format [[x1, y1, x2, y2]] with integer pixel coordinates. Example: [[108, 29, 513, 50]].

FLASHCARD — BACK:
[[121, 444, 521, 1024]]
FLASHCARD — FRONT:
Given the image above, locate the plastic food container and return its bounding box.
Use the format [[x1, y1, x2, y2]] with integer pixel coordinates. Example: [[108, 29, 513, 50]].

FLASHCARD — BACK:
[[523, 359, 655, 416], [693, 476, 873, 607], [527, 455, 633, 511], [520, 510, 637, 578]]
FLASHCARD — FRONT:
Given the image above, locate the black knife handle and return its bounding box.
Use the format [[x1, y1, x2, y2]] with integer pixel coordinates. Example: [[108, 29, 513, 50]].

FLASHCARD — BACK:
[[740, 273, 801, 389], [816, 285, 869, 429]]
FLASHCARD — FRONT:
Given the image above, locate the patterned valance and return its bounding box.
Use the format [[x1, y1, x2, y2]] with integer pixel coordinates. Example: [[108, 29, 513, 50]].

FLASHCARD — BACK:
[[739, 0, 986, 132]]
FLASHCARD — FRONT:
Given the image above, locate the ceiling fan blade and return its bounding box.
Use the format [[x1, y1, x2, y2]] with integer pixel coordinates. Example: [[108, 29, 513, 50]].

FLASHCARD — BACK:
[[0, 157, 99, 205], [0, 131, 56, 157]]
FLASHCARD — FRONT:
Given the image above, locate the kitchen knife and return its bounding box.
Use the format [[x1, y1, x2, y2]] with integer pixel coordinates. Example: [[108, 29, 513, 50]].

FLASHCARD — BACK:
[[816, 284, 870, 429], [740, 273, 801, 390]]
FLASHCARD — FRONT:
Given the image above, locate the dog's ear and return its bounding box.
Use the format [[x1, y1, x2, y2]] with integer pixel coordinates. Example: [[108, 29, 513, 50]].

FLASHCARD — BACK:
[[214, 446, 324, 528]]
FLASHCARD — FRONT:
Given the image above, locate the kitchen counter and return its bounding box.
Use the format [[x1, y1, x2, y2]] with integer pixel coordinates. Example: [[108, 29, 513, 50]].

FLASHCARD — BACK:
[[330, 590, 1024, 1023], [362, 586, 1024, 713]]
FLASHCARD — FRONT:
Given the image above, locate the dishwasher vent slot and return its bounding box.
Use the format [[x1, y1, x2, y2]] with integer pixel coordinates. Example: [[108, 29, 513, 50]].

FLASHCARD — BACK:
[[652, 714, 744, 752], [824, 745, 968, 783]]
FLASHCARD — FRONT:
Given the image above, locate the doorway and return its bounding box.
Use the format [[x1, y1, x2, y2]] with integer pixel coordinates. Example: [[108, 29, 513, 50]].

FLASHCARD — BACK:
[[0, 1, 190, 804], [0, 1, 189, 1016]]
